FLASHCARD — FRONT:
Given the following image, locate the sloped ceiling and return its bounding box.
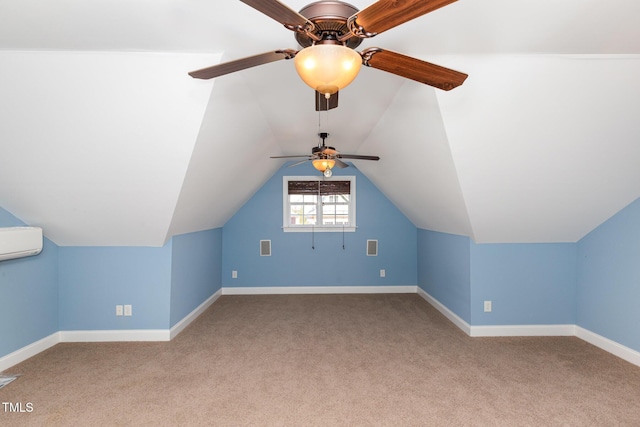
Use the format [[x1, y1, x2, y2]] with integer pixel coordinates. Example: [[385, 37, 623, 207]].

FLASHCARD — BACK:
[[1, 0, 639, 246]]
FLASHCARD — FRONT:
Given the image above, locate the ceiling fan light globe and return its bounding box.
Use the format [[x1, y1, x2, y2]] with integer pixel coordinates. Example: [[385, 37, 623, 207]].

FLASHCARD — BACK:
[[294, 44, 362, 95], [312, 158, 336, 173]]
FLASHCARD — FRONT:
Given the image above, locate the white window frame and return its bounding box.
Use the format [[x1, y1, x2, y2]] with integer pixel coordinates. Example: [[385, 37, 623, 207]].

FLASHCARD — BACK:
[[283, 176, 356, 233]]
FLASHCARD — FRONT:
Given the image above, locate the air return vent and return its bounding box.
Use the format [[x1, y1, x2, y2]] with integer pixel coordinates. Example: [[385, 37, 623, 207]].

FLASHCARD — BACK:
[[260, 240, 271, 257], [366, 239, 378, 256]]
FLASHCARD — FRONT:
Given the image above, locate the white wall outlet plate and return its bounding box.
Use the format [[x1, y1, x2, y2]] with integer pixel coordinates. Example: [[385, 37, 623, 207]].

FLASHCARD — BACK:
[[116, 305, 123, 316], [124, 304, 132, 316], [484, 301, 492, 313]]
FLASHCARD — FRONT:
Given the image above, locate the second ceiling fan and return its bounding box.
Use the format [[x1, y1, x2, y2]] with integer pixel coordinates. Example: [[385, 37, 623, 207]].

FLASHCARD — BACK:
[[270, 132, 380, 177], [189, 0, 468, 111]]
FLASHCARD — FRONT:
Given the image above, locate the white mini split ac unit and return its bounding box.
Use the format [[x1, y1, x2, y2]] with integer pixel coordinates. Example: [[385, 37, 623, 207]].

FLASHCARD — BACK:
[[0, 227, 43, 261]]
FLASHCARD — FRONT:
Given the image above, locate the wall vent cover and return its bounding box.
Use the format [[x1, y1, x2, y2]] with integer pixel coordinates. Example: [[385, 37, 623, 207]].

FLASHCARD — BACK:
[[366, 239, 378, 256], [260, 240, 272, 256]]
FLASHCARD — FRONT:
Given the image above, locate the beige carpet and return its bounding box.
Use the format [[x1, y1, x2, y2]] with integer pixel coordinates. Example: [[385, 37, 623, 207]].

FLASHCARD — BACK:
[[1, 294, 639, 426]]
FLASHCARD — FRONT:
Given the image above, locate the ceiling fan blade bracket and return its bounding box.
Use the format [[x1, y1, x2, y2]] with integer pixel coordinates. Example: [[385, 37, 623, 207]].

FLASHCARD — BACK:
[[275, 48, 298, 60], [346, 15, 378, 39], [284, 21, 320, 40], [360, 47, 383, 67]]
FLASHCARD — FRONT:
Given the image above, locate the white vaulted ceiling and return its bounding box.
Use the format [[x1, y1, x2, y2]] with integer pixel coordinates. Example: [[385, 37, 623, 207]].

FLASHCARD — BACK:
[[1, 0, 639, 245]]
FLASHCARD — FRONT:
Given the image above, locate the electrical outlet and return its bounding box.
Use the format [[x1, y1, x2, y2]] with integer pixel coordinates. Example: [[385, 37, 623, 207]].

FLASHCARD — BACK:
[[116, 305, 123, 316], [124, 304, 132, 316], [232, 270, 238, 279], [484, 301, 492, 313], [380, 269, 386, 278]]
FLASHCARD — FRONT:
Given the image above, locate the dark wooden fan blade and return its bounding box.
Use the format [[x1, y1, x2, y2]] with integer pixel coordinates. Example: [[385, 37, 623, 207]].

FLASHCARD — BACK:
[[288, 159, 311, 168], [270, 155, 311, 159], [351, 0, 457, 36], [315, 91, 339, 111], [334, 159, 349, 168], [189, 50, 296, 80], [362, 48, 467, 91], [240, 0, 312, 30], [338, 154, 380, 161]]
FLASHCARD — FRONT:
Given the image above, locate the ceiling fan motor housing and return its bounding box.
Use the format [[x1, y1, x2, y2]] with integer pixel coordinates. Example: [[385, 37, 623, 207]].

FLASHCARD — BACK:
[[295, 1, 363, 49], [312, 146, 336, 157], [189, 0, 468, 102]]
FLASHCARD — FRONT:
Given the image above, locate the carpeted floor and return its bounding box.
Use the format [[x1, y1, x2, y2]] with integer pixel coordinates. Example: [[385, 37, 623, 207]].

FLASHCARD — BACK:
[[1, 294, 639, 426]]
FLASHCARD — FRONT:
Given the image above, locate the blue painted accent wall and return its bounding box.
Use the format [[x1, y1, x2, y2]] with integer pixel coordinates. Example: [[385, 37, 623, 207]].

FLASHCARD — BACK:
[[417, 229, 576, 326], [222, 162, 417, 287], [417, 229, 471, 323], [4, 188, 640, 361], [577, 197, 640, 352], [1, 208, 59, 358], [470, 242, 577, 325], [59, 244, 172, 330], [170, 228, 222, 327]]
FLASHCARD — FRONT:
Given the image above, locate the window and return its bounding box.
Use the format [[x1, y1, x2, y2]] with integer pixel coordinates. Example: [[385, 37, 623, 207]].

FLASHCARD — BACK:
[[283, 176, 356, 232]]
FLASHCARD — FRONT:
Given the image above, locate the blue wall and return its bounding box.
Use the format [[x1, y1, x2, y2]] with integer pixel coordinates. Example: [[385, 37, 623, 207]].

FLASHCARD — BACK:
[[2, 203, 223, 361], [577, 198, 640, 351], [0, 208, 59, 358], [4, 191, 640, 361], [417, 229, 471, 323], [222, 162, 417, 287], [418, 230, 576, 326], [58, 228, 224, 332], [170, 228, 222, 327], [59, 245, 173, 330], [470, 242, 576, 325]]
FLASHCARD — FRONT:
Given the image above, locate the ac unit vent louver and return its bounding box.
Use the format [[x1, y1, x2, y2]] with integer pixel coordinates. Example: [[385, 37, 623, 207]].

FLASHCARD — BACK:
[[0, 227, 43, 261]]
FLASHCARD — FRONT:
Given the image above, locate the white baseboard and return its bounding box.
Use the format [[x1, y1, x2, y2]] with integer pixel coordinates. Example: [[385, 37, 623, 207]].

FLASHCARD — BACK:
[[417, 288, 574, 337], [416, 287, 472, 335], [470, 324, 576, 337], [59, 329, 170, 342], [0, 332, 60, 373], [417, 287, 640, 368], [170, 289, 222, 339], [222, 285, 418, 295], [576, 326, 640, 368], [60, 289, 224, 343], [1, 289, 224, 371]]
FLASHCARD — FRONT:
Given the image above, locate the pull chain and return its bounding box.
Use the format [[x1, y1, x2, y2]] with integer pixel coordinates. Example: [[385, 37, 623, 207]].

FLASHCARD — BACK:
[[325, 94, 330, 131], [318, 102, 322, 139]]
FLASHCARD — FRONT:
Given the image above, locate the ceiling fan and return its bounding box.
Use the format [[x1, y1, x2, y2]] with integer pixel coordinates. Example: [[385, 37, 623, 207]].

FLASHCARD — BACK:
[[270, 132, 379, 177], [189, 0, 467, 111]]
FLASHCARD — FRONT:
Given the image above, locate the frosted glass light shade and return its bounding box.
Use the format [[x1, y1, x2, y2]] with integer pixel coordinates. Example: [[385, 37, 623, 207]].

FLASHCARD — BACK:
[[294, 44, 362, 95], [312, 158, 336, 172]]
